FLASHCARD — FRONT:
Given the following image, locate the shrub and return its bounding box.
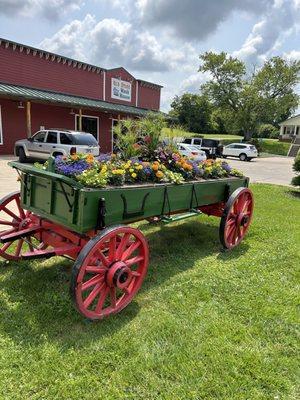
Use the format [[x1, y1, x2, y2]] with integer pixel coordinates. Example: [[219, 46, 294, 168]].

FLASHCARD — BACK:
[[292, 154, 300, 187], [256, 124, 279, 139]]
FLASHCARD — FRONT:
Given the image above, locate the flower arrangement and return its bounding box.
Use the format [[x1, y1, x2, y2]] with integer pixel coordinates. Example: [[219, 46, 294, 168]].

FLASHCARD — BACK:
[[33, 149, 244, 189]]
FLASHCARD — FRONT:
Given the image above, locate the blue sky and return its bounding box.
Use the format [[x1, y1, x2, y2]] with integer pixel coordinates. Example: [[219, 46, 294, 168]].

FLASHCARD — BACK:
[[0, 0, 299, 111]]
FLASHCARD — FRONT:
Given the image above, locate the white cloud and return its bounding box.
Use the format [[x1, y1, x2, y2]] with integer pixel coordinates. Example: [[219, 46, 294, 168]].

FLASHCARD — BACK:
[[136, 0, 274, 40], [283, 50, 300, 61], [0, 0, 83, 19], [40, 14, 194, 72], [233, 0, 300, 64]]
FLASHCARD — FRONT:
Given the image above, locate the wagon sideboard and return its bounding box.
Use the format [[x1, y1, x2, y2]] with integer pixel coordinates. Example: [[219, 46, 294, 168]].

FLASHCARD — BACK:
[[10, 162, 249, 234]]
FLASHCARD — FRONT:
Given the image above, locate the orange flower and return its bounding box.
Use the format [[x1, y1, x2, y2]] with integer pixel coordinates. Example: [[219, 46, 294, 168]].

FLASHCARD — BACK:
[[156, 171, 164, 179], [71, 154, 78, 161], [86, 154, 95, 164], [152, 163, 159, 171]]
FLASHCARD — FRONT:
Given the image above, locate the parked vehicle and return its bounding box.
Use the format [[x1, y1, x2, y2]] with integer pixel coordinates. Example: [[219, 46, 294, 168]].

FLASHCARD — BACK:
[[177, 143, 207, 162], [14, 129, 100, 162], [0, 160, 253, 320], [222, 143, 258, 161], [180, 137, 222, 158]]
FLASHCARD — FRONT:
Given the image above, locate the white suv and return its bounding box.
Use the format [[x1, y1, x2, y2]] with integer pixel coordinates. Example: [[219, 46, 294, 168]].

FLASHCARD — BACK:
[[15, 129, 100, 163], [222, 143, 258, 161]]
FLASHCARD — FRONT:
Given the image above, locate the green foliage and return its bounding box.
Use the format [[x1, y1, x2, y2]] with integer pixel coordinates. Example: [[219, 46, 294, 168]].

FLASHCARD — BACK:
[[139, 113, 167, 159], [199, 52, 300, 139], [255, 124, 279, 139], [292, 154, 300, 186], [259, 139, 290, 156], [76, 167, 108, 188], [170, 93, 214, 133], [113, 119, 142, 160]]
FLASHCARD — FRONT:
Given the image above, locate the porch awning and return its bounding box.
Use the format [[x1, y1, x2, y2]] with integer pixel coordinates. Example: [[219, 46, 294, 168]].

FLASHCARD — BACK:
[[0, 82, 155, 117]]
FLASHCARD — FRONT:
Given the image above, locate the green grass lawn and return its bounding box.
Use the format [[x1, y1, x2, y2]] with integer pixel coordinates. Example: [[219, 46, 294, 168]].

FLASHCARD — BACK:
[[0, 184, 299, 399], [260, 139, 290, 156]]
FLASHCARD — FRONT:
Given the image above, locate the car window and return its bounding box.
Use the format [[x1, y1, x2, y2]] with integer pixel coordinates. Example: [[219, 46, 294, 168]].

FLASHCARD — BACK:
[[71, 133, 98, 146], [183, 138, 192, 144], [46, 131, 58, 144], [60, 132, 73, 145], [193, 139, 201, 145], [33, 131, 46, 143], [234, 144, 246, 149]]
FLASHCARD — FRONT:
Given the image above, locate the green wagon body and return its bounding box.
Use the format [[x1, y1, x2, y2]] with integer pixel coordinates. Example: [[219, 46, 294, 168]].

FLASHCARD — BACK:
[[9, 161, 249, 233]]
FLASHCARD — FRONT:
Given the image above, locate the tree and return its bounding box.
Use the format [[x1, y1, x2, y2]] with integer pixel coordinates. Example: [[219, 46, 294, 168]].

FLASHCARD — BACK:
[[199, 52, 300, 139], [170, 93, 213, 133]]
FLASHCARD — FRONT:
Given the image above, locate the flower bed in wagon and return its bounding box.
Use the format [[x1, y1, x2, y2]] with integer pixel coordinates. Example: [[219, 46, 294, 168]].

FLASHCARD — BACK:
[[35, 150, 243, 188]]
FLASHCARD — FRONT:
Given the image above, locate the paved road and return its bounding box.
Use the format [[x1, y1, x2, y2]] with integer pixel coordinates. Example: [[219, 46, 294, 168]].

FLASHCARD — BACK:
[[0, 155, 295, 201], [220, 156, 294, 186]]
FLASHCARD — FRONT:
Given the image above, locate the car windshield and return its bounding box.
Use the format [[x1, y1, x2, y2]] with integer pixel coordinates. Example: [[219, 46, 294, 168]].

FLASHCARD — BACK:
[[70, 133, 98, 146]]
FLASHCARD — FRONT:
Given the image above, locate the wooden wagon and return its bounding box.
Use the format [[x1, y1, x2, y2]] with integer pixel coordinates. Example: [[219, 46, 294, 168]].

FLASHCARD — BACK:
[[0, 161, 254, 320]]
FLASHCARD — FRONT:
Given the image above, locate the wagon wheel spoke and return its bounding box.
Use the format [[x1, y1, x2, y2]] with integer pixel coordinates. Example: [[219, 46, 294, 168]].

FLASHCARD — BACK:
[[82, 274, 104, 291], [0, 219, 19, 227], [125, 255, 144, 267], [2, 206, 21, 222], [85, 266, 107, 274], [110, 287, 117, 308], [116, 233, 131, 259], [83, 283, 104, 309], [95, 286, 110, 313], [15, 196, 26, 219], [121, 240, 141, 261], [14, 239, 24, 257]]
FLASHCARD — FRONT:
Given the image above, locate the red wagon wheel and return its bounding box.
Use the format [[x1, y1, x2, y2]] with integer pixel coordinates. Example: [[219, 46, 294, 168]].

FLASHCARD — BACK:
[[71, 225, 149, 320], [0, 191, 41, 261], [219, 187, 254, 250]]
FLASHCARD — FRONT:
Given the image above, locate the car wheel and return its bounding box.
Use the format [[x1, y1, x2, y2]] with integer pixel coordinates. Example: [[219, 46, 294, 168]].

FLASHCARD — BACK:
[[18, 148, 28, 163], [247, 158, 252, 162], [239, 153, 247, 161]]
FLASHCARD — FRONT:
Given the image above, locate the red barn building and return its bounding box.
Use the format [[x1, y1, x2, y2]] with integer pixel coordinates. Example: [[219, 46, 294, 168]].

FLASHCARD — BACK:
[[0, 38, 162, 155]]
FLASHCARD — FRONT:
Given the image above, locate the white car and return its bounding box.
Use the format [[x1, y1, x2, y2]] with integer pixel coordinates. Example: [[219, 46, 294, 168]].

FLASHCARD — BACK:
[[222, 143, 258, 161], [15, 129, 100, 163], [177, 143, 207, 162]]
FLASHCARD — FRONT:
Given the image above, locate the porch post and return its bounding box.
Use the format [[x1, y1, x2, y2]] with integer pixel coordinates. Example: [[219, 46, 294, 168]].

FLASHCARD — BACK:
[[26, 101, 31, 138], [79, 108, 82, 131]]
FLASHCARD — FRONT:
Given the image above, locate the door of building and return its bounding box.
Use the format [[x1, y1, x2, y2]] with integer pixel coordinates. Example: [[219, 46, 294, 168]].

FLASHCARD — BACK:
[[75, 115, 99, 141]]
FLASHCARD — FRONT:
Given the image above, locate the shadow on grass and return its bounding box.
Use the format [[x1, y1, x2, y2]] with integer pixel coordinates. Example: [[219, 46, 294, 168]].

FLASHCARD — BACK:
[[0, 218, 249, 348], [285, 188, 300, 199]]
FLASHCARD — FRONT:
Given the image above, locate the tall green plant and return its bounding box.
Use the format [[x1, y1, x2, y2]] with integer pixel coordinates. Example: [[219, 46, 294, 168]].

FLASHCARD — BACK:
[[113, 119, 141, 160], [139, 113, 167, 159]]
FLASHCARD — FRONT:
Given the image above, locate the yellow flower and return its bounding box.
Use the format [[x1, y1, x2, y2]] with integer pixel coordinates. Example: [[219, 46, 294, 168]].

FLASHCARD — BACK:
[[136, 165, 143, 170], [71, 154, 78, 161], [156, 171, 164, 179], [129, 168, 134, 173], [101, 165, 107, 173], [131, 173, 137, 178]]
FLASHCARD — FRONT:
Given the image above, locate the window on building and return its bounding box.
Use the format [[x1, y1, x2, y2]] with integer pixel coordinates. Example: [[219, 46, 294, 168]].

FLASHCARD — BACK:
[[33, 131, 46, 142], [46, 131, 58, 144], [0, 106, 3, 145]]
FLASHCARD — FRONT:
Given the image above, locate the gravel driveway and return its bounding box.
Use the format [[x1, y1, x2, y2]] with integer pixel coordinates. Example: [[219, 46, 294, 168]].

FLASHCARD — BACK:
[[0, 155, 295, 200]]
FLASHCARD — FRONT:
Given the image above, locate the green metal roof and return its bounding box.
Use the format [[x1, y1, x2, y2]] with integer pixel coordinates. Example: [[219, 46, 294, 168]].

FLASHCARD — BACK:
[[0, 82, 155, 117]]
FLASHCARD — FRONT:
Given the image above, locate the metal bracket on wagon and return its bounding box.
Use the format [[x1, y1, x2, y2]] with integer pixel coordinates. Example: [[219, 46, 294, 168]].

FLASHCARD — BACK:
[[121, 192, 150, 219]]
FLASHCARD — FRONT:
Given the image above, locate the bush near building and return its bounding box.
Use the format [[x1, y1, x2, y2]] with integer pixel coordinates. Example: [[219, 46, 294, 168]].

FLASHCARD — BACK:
[[292, 154, 300, 186]]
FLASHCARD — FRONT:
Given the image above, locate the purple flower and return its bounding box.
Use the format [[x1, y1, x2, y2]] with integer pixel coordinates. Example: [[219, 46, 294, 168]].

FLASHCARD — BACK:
[[221, 162, 232, 173], [55, 158, 90, 177], [97, 153, 112, 163]]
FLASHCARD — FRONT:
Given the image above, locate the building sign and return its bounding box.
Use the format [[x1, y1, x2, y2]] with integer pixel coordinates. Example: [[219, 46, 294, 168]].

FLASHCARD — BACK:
[[111, 78, 131, 102]]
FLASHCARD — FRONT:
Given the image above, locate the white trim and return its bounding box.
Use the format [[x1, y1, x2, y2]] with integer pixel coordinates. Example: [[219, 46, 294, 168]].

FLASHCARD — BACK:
[[74, 114, 100, 142], [135, 81, 139, 107], [111, 77, 131, 102], [0, 106, 3, 145], [103, 71, 106, 101]]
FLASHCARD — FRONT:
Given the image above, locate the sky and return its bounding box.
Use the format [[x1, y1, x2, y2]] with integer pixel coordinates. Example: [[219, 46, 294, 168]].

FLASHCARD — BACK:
[[0, 0, 299, 111]]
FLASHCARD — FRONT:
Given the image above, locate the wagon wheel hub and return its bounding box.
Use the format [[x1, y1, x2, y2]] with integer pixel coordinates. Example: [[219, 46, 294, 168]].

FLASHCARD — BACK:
[[106, 261, 133, 290], [19, 217, 31, 229], [237, 213, 249, 227]]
